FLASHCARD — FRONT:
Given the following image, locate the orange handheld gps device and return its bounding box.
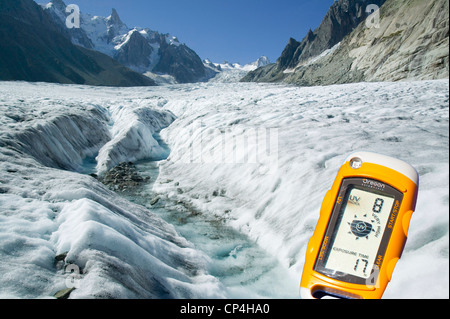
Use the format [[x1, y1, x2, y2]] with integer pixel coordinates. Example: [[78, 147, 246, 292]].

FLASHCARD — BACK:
[[300, 152, 419, 299]]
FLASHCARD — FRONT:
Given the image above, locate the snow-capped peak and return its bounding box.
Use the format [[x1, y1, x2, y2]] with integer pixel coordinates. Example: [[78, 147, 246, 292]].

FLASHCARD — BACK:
[[107, 8, 123, 26], [47, 0, 66, 10], [209, 56, 271, 72], [39, 1, 207, 83], [43, 0, 68, 22], [204, 56, 272, 83], [253, 56, 271, 68], [165, 35, 181, 47]]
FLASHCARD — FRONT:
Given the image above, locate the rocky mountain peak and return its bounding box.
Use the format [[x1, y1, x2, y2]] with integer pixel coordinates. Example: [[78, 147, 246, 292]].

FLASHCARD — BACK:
[[105, 8, 127, 43], [108, 8, 124, 27], [114, 29, 153, 72], [274, 0, 388, 71], [50, 0, 66, 10], [305, 29, 315, 42], [0, 0, 155, 86], [242, 0, 448, 85], [277, 38, 301, 69], [254, 56, 270, 68]]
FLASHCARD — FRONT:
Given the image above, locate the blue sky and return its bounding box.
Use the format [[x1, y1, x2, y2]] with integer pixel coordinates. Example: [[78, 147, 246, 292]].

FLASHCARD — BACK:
[[44, 0, 335, 64]]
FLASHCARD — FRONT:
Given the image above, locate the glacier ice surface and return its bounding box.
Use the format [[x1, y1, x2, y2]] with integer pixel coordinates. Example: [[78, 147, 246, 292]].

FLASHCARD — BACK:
[[0, 80, 448, 299]]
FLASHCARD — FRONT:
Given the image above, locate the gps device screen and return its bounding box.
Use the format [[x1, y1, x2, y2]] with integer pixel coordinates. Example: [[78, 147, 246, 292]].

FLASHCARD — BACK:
[[313, 178, 404, 285]]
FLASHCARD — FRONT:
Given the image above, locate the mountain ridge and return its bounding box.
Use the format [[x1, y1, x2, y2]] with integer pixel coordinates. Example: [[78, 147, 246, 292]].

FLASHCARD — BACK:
[[242, 0, 387, 83], [279, 0, 388, 70], [0, 0, 156, 86], [242, 0, 449, 85], [41, 0, 209, 83]]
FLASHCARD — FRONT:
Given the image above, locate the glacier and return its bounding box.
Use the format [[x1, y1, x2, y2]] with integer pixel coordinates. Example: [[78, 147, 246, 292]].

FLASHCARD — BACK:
[[0, 79, 448, 299]]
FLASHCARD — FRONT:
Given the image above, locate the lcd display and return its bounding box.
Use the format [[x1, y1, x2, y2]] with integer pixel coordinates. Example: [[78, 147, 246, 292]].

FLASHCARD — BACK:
[[323, 187, 395, 279]]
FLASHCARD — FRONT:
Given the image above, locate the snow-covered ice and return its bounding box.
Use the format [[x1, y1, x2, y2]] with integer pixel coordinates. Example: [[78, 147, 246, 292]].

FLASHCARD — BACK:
[[205, 57, 271, 83], [0, 79, 448, 299], [155, 80, 449, 299], [0, 82, 224, 299]]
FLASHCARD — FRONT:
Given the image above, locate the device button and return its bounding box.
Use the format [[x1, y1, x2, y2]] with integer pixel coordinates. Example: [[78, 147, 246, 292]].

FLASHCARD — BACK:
[[402, 210, 414, 236], [320, 191, 333, 216], [386, 258, 399, 282]]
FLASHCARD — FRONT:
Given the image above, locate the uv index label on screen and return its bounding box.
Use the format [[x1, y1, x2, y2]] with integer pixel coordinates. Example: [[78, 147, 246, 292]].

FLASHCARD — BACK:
[[300, 152, 419, 299]]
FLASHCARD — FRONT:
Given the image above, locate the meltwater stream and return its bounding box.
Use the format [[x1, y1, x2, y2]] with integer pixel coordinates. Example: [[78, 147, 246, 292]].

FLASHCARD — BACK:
[[121, 159, 299, 299]]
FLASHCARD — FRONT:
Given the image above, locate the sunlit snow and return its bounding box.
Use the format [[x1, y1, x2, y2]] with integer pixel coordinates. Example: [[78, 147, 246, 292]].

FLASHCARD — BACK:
[[0, 80, 448, 299]]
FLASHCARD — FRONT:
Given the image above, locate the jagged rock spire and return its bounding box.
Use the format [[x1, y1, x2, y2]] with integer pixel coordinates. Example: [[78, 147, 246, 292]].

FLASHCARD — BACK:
[[109, 8, 123, 26]]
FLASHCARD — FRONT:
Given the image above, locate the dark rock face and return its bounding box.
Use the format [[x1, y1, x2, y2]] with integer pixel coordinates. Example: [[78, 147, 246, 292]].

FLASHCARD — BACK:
[[245, 0, 449, 86], [242, 0, 387, 83], [153, 42, 207, 84], [106, 8, 127, 43], [281, 0, 387, 67], [114, 30, 154, 71], [278, 37, 302, 70], [98, 162, 149, 192], [0, 0, 156, 86]]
